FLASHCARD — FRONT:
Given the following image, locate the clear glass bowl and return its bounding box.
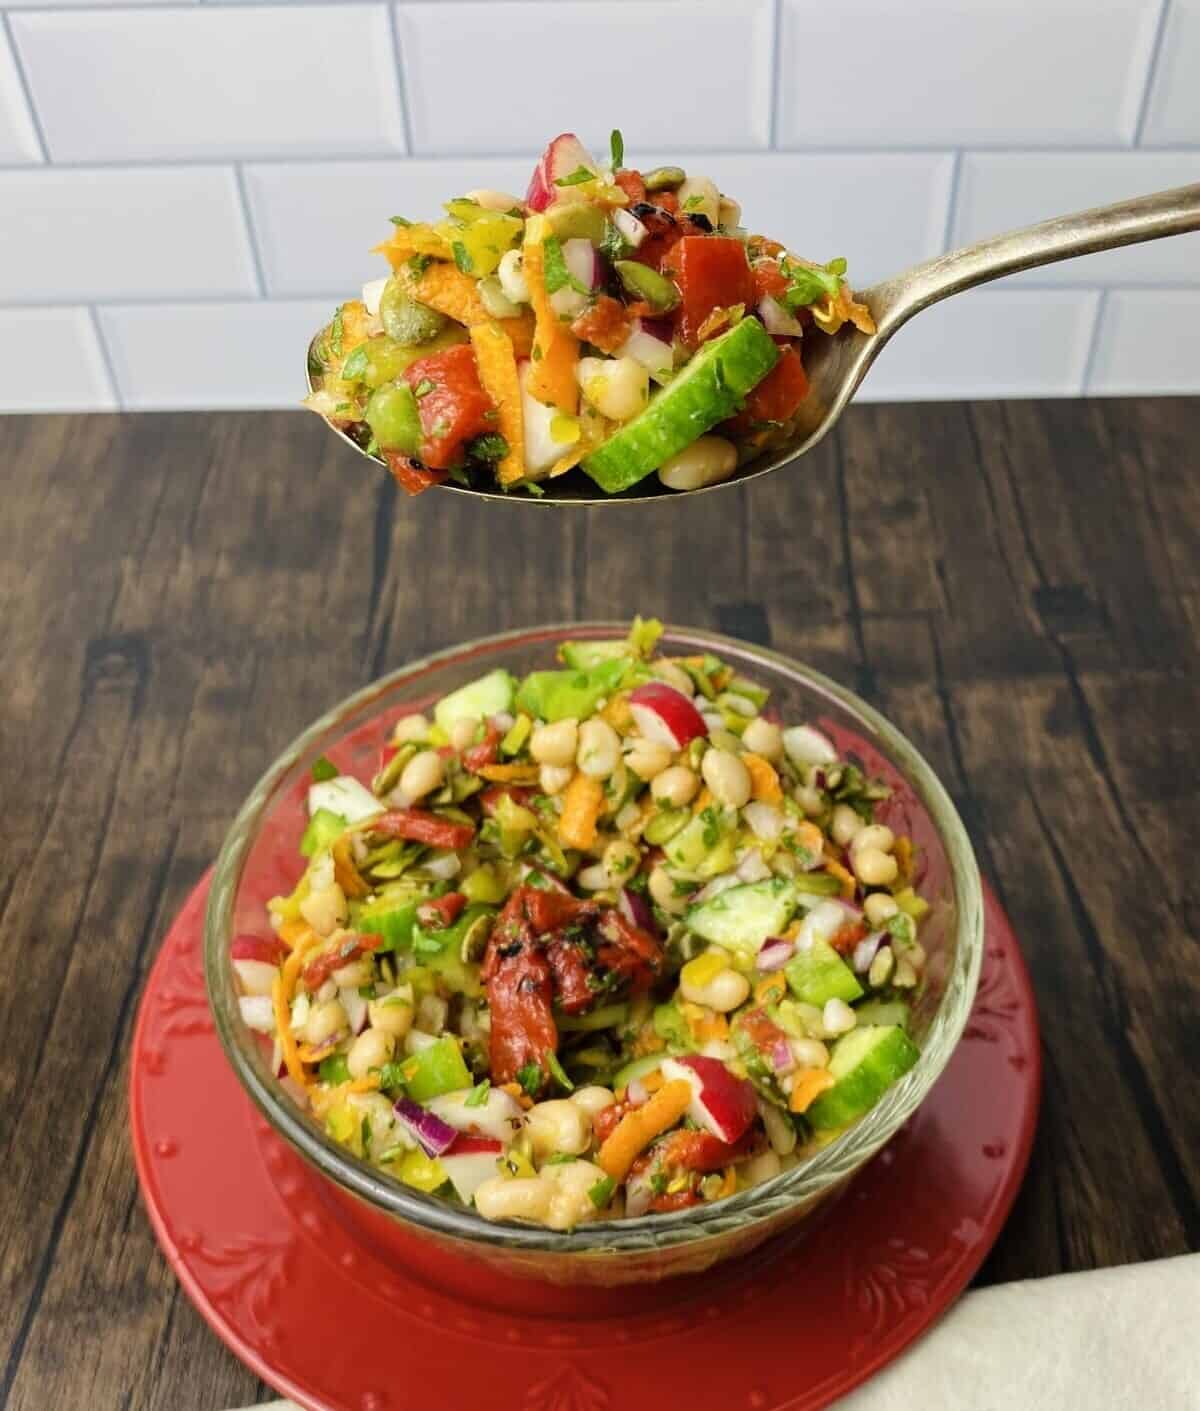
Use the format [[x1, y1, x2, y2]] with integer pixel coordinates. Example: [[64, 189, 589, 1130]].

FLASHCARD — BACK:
[[204, 623, 983, 1287]]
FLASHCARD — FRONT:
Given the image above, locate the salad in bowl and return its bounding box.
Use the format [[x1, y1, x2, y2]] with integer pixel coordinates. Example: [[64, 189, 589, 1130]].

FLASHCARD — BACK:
[[231, 620, 931, 1233], [305, 131, 874, 498]]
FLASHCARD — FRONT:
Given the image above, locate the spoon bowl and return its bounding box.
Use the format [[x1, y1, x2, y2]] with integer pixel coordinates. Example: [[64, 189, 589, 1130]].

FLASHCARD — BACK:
[[309, 182, 1200, 505]]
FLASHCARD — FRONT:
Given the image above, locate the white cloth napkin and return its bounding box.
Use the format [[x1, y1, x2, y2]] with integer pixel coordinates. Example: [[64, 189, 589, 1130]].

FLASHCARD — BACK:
[[235, 1254, 1199, 1411]]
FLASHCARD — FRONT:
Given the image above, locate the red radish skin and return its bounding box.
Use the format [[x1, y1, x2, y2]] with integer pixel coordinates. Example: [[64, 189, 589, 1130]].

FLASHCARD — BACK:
[[525, 133, 597, 212], [662, 1055, 758, 1145], [440, 1135, 505, 1203], [629, 682, 708, 750]]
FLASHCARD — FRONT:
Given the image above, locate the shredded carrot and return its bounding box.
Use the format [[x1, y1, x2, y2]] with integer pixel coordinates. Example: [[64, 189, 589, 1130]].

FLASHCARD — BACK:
[[790, 1068, 836, 1114], [741, 752, 783, 803], [692, 787, 714, 815], [397, 262, 535, 355], [469, 322, 525, 486], [477, 761, 541, 784], [372, 227, 453, 265], [597, 1078, 692, 1183], [347, 1073, 381, 1094], [893, 834, 914, 882], [754, 972, 788, 1006], [641, 1070, 665, 1094], [681, 1001, 728, 1043], [272, 931, 323, 1089], [500, 1081, 534, 1111], [824, 858, 857, 900], [331, 834, 370, 899], [599, 693, 633, 733], [523, 217, 579, 413], [558, 771, 605, 851], [717, 1165, 738, 1199], [796, 820, 825, 861], [277, 918, 314, 950]]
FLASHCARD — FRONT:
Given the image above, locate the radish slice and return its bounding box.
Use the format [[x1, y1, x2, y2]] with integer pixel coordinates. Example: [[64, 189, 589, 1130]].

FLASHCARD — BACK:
[[757, 295, 804, 337], [307, 775, 382, 823], [629, 682, 708, 750], [661, 1055, 757, 1145], [441, 1136, 505, 1203], [756, 937, 795, 973], [526, 133, 598, 212], [393, 1097, 459, 1158], [238, 995, 276, 1034]]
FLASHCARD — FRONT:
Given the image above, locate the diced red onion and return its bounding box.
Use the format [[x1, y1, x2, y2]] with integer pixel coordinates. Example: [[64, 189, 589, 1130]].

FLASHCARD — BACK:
[[757, 295, 804, 337], [339, 986, 369, 1034], [639, 316, 674, 343], [619, 886, 659, 936], [618, 322, 674, 383], [853, 931, 888, 974], [757, 937, 795, 973], [613, 207, 648, 248], [393, 1096, 459, 1158], [770, 1038, 795, 1074]]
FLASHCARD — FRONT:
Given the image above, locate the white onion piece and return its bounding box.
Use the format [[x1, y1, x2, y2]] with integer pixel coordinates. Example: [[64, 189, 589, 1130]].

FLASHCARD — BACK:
[[238, 995, 276, 1034], [548, 237, 597, 319], [796, 899, 854, 952], [289, 992, 311, 1034], [736, 848, 772, 883], [421, 851, 462, 881], [742, 801, 784, 841], [233, 958, 278, 997], [613, 207, 648, 248], [757, 1097, 798, 1156], [783, 725, 838, 770], [690, 872, 740, 906], [404, 1029, 438, 1055], [340, 986, 369, 1035], [308, 776, 382, 823], [853, 931, 888, 974], [491, 711, 515, 733], [618, 318, 674, 384], [757, 295, 804, 337], [626, 1078, 649, 1107], [362, 276, 387, 317]]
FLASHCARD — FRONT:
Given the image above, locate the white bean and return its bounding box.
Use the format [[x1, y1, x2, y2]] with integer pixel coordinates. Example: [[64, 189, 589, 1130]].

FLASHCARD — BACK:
[[570, 1086, 616, 1120], [741, 716, 783, 760], [854, 848, 899, 887], [473, 1175, 552, 1224], [651, 660, 695, 696], [830, 803, 864, 847], [625, 738, 673, 781], [299, 883, 347, 938], [576, 718, 621, 778], [347, 1026, 396, 1079], [526, 1099, 591, 1160], [648, 866, 689, 915], [539, 763, 574, 795], [542, 1159, 609, 1229], [742, 1149, 782, 1188], [822, 998, 857, 1036], [449, 717, 479, 752], [868, 948, 895, 988], [603, 839, 640, 882], [701, 748, 752, 809], [577, 355, 650, 423], [657, 435, 737, 492], [851, 824, 895, 856], [304, 998, 348, 1047], [894, 957, 919, 989], [392, 713, 429, 744], [680, 967, 750, 1014], [651, 765, 699, 807], [368, 992, 414, 1037], [576, 862, 610, 891], [331, 957, 372, 989], [790, 1037, 830, 1069], [863, 892, 900, 927], [530, 717, 579, 767], [464, 188, 523, 212], [399, 749, 445, 803], [793, 784, 825, 816]]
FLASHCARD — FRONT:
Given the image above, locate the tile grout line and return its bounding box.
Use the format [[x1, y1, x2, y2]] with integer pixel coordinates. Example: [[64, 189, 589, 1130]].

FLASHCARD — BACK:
[[767, 0, 783, 150], [85, 304, 124, 409], [2, 10, 50, 163], [940, 149, 963, 252], [385, 2, 415, 155], [1078, 288, 1109, 395], [233, 162, 269, 298], [1133, 0, 1171, 145]]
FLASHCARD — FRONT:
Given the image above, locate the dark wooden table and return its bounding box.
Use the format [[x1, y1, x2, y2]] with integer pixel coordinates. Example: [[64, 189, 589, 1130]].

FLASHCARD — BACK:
[[1, 399, 1197, 1410]]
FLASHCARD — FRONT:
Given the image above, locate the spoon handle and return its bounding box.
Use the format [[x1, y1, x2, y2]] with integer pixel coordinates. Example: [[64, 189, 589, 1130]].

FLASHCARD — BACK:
[[869, 182, 1200, 333]]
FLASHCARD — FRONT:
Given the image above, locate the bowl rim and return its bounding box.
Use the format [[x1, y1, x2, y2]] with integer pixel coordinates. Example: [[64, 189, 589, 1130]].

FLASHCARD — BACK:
[[204, 621, 984, 1256]]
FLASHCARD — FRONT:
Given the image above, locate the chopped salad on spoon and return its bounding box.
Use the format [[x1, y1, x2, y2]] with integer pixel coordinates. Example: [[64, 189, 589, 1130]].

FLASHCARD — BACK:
[[235, 621, 928, 1230], [305, 131, 875, 497]]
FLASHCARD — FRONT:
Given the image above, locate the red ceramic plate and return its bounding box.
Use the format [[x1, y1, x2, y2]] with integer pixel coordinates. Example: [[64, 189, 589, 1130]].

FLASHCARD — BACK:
[[131, 874, 1039, 1411]]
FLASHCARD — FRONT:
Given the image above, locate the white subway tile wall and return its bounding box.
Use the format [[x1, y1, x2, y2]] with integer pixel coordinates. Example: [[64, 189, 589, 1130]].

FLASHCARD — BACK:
[[0, 0, 1197, 412]]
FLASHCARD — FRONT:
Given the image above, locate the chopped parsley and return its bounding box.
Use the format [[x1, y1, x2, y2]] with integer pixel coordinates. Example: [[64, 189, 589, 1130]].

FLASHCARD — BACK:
[[541, 235, 589, 297], [516, 1061, 543, 1097], [468, 433, 510, 462], [600, 219, 629, 262], [389, 215, 413, 227], [314, 755, 341, 784], [340, 344, 368, 380], [531, 343, 543, 361], [544, 1153, 577, 1165], [545, 1050, 574, 1092], [700, 806, 721, 848], [413, 378, 436, 398], [407, 253, 433, 277], [329, 305, 344, 359], [554, 165, 594, 188], [464, 1078, 491, 1108], [452, 240, 474, 274], [333, 402, 351, 415], [683, 194, 705, 211], [318, 1053, 351, 1085], [587, 1175, 616, 1209], [779, 255, 847, 310], [378, 1061, 407, 1091], [609, 128, 624, 170]]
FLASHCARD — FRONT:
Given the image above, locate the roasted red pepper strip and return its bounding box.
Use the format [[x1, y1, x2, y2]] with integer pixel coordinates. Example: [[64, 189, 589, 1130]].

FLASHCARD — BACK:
[[301, 932, 383, 991], [594, 909, 666, 995], [592, 1099, 632, 1146], [724, 343, 809, 435], [479, 785, 538, 817], [461, 722, 501, 773], [402, 343, 495, 471], [546, 938, 596, 1015], [613, 168, 646, 204], [416, 892, 466, 929], [481, 888, 558, 1086], [659, 1127, 761, 1173], [662, 235, 756, 347], [649, 1189, 703, 1213], [372, 808, 475, 850], [381, 449, 447, 497]]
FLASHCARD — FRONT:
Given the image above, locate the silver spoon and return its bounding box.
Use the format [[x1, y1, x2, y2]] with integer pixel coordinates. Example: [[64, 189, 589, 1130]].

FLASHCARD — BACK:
[[308, 182, 1200, 505]]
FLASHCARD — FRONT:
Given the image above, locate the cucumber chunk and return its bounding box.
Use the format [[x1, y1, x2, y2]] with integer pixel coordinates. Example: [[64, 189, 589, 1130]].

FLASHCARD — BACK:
[[558, 640, 630, 669], [685, 878, 796, 956], [785, 939, 864, 1006], [581, 318, 780, 494], [806, 1024, 920, 1131], [433, 668, 516, 731], [854, 998, 911, 1030]]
